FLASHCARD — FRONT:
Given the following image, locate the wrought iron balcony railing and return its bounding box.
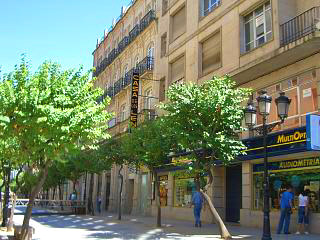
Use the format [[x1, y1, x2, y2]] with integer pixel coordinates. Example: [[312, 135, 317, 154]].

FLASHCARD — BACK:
[[280, 7, 320, 47], [129, 24, 140, 42], [98, 56, 154, 101], [136, 56, 154, 76], [94, 10, 156, 77], [140, 10, 156, 32]]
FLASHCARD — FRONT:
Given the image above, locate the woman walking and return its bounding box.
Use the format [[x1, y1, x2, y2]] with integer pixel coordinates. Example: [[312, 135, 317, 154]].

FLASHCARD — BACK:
[[296, 190, 310, 235]]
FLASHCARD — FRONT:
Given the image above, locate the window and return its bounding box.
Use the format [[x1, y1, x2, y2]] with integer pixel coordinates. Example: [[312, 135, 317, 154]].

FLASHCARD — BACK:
[[123, 65, 128, 77], [171, 6, 186, 42], [159, 77, 166, 102], [147, 44, 154, 58], [201, 30, 221, 75], [170, 55, 185, 85], [202, 0, 221, 17], [162, 0, 169, 15], [135, 56, 140, 67], [174, 177, 195, 207], [144, 88, 153, 110], [161, 33, 167, 57], [244, 1, 272, 52], [120, 104, 126, 122], [253, 158, 320, 213]]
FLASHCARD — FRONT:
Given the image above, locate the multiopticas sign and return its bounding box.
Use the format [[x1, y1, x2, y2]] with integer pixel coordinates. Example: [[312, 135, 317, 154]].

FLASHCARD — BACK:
[[277, 131, 307, 144]]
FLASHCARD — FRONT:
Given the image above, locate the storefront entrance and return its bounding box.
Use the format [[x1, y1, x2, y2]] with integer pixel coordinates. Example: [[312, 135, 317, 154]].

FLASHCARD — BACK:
[[226, 165, 242, 222]]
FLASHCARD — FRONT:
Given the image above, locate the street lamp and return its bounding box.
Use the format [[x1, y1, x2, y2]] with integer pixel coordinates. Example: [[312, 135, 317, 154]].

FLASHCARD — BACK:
[[244, 91, 291, 240]]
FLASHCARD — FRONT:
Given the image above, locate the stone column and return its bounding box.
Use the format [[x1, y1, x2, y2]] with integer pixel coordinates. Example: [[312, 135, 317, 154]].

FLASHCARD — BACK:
[[241, 162, 252, 226], [212, 166, 226, 220]]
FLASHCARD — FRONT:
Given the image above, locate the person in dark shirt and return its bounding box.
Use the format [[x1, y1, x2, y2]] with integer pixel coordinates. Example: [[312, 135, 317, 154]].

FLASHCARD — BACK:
[[277, 186, 294, 234], [191, 191, 203, 227]]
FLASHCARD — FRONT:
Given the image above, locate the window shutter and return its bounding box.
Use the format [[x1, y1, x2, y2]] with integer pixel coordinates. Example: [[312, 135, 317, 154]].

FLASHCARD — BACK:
[[202, 31, 221, 74], [172, 7, 186, 41], [171, 56, 185, 84]]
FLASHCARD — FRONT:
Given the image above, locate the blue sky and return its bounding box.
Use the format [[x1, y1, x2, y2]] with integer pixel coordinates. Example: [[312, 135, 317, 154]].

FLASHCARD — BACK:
[[0, 0, 131, 76]]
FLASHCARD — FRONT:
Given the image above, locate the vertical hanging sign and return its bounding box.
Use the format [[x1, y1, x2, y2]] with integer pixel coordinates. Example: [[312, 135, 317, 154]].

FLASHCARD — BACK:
[[130, 72, 140, 128]]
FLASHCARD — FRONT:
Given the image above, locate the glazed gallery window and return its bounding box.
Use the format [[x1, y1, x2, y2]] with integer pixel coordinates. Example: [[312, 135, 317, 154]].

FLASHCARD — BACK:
[[202, 0, 221, 17], [244, 1, 272, 52], [174, 177, 195, 207], [253, 161, 320, 213], [253, 70, 318, 134]]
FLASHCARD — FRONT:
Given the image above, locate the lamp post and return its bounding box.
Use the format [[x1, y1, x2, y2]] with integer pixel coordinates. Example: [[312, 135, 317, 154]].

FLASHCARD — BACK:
[[244, 91, 291, 240]]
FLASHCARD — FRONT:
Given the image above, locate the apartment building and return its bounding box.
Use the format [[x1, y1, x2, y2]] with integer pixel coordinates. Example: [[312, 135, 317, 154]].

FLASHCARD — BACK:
[[152, 0, 320, 233], [80, 0, 320, 234], [89, 0, 159, 216]]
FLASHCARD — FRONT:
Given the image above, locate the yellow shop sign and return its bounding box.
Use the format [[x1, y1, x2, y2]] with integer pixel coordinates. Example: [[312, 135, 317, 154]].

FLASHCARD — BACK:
[[277, 131, 306, 144], [279, 158, 320, 169]]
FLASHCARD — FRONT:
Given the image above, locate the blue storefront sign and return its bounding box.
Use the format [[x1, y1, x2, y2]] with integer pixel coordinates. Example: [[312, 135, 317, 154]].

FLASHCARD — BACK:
[[307, 114, 320, 151], [241, 114, 320, 161], [240, 127, 308, 161]]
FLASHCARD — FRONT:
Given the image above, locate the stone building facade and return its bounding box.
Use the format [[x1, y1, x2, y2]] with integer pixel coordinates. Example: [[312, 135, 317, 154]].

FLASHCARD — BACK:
[[58, 0, 320, 235]]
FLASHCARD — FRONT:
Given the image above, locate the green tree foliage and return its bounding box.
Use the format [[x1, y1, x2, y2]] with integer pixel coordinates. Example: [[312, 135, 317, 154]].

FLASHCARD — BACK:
[[160, 76, 251, 239], [121, 118, 173, 227], [0, 58, 112, 240]]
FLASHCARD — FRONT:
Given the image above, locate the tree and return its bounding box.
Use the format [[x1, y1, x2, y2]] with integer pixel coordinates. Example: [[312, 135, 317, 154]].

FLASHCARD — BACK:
[[99, 137, 129, 220], [0, 59, 112, 240], [160, 76, 251, 239], [122, 118, 173, 227]]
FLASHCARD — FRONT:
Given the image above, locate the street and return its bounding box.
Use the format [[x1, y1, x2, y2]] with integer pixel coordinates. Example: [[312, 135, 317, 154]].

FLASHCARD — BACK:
[[2, 212, 318, 240]]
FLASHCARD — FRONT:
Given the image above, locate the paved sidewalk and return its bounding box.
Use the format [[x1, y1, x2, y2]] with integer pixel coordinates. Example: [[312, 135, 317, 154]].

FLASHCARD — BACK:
[[1, 211, 318, 239]]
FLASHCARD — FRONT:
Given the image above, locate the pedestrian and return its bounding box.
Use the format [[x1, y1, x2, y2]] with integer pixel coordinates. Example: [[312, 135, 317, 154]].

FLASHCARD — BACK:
[[296, 190, 310, 235], [71, 191, 77, 213], [97, 195, 102, 214], [277, 185, 294, 234], [191, 190, 203, 227]]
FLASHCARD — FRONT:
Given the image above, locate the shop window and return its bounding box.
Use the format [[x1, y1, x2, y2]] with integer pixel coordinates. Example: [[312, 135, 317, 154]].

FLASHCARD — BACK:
[[243, 1, 272, 52], [171, 6, 186, 42], [253, 158, 320, 213], [201, 30, 221, 75], [159, 175, 168, 206], [174, 177, 195, 207]]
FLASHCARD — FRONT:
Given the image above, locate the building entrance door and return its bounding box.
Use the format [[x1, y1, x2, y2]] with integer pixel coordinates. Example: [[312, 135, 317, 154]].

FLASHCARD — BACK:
[[105, 176, 110, 211], [226, 165, 242, 222], [127, 179, 134, 214]]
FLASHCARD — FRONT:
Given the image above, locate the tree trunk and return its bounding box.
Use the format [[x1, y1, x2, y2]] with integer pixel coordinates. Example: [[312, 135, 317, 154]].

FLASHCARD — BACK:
[[2, 166, 11, 227], [201, 187, 232, 239], [118, 165, 123, 221], [87, 173, 94, 216], [58, 184, 64, 211], [18, 161, 51, 240], [52, 187, 56, 200], [7, 193, 17, 232], [153, 170, 161, 227]]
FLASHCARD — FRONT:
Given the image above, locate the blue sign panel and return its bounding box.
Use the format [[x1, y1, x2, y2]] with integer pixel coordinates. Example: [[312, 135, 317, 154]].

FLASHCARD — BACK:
[[307, 114, 320, 151], [240, 127, 307, 161]]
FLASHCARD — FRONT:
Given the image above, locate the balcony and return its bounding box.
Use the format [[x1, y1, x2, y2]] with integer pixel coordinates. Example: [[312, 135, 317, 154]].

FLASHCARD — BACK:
[[136, 56, 154, 76], [129, 24, 140, 42], [230, 7, 320, 86], [93, 10, 156, 78], [280, 7, 320, 46], [118, 36, 130, 53], [140, 10, 156, 32]]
